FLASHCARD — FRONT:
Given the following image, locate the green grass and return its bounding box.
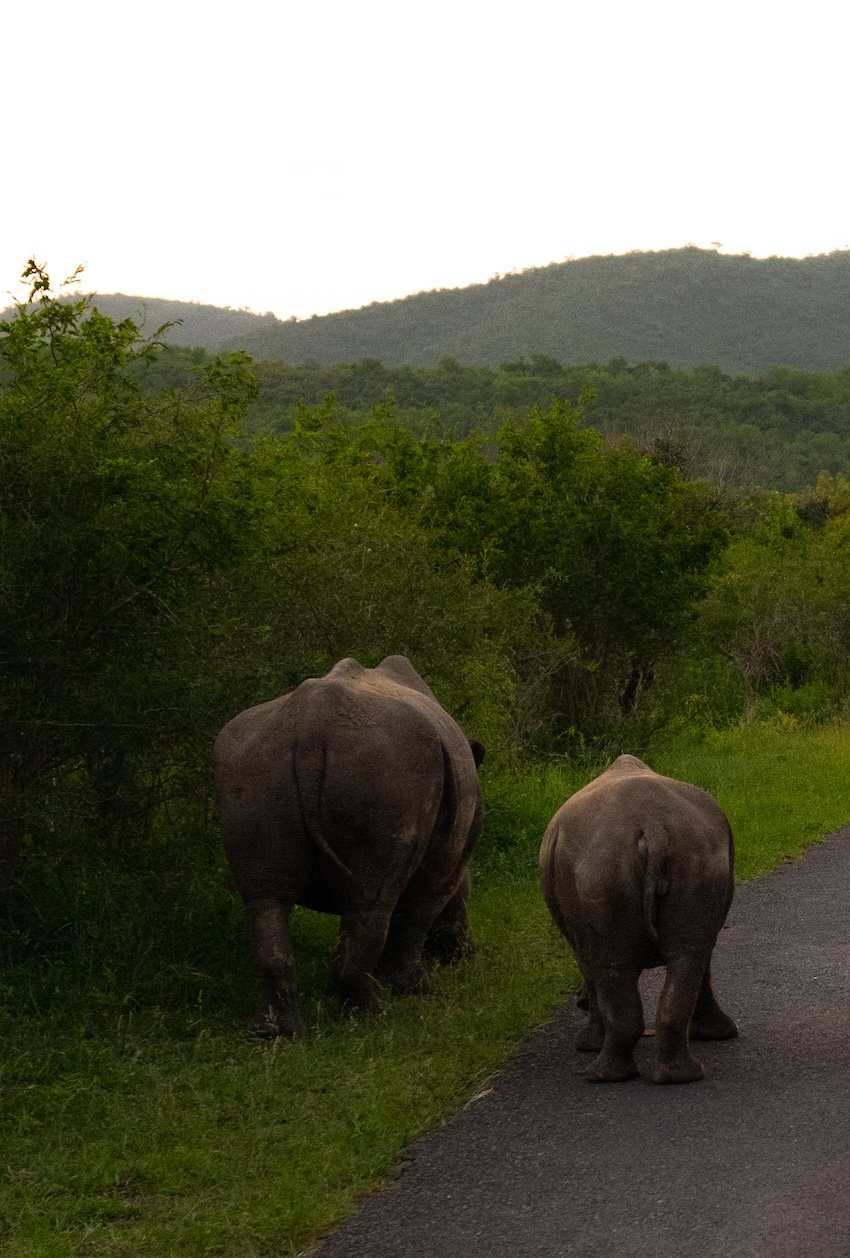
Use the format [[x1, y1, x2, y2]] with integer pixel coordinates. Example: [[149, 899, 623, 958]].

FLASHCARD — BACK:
[[0, 882, 574, 1257], [1, 720, 848, 1256], [649, 718, 850, 880]]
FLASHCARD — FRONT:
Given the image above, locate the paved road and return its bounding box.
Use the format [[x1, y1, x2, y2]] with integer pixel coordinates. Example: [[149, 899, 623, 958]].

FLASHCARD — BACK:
[[310, 826, 850, 1257]]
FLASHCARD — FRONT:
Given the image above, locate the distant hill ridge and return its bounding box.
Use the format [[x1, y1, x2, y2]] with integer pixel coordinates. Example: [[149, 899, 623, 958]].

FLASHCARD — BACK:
[[19, 248, 850, 375]]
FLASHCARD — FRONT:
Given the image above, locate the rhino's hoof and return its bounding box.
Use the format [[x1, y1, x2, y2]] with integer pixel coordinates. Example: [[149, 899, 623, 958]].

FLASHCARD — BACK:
[[388, 967, 430, 997], [339, 983, 381, 1018], [251, 1010, 305, 1039], [585, 1056, 639, 1083], [690, 1011, 738, 1041], [424, 929, 475, 964], [652, 1056, 704, 1085]]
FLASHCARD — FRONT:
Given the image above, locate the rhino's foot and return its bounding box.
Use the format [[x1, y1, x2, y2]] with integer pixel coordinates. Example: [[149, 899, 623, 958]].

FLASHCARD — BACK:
[[575, 1019, 605, 1053], [338, 979, 382, 1018], [690, 1010, 738, 1041], [379, 960, 430, 996], [424, 928, 475, 965], [250, 1003, 305, 1039], [652, 1054, 704, 1085], [585, 1053, 639, 1083]]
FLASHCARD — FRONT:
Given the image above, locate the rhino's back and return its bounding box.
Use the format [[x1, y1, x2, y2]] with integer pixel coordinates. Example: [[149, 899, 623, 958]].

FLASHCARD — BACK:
[[215, 657, 445, 774], [547, 757, 727, 848]]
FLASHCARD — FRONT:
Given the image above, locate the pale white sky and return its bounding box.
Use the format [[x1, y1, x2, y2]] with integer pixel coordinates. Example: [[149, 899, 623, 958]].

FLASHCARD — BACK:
[[4, 0, 849, 319]]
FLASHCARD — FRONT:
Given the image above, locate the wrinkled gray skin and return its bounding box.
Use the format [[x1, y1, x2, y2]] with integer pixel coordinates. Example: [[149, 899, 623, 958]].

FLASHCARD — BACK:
[[540, 755, 737, 1084], [215, 655, 484, 1037]]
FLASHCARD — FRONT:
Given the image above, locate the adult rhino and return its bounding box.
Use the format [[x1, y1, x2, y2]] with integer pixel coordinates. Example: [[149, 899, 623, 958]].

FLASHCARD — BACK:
[[215, 655, 484, 1037], [540, 755, 737, 1084]]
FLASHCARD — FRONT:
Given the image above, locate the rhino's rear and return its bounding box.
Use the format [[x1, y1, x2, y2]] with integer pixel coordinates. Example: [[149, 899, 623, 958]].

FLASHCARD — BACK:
[[541, 763, 734, 965]]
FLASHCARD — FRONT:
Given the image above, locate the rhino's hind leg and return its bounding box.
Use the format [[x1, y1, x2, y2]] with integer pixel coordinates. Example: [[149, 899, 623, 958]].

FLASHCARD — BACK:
[[585, 969, 643, 1082], [574, 979, 605, 1052], [334, 907, 394, 1014], [653, 955, 707, 1084], [246, 896, 305, 1038], [689, 963, 738, 1041]]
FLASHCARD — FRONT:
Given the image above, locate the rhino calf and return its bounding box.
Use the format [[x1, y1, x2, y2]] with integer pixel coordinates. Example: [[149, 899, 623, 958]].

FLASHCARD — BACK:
[[215, 655, 484, 1037], [540, 755, 737, 1084]]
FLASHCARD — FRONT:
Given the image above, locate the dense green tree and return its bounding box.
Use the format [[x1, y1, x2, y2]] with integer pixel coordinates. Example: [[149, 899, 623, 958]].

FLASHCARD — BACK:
[[0, 263, 259, 864], [483, 404, 729, 728], [283, 397, 731, 742], [686, 479, 850, 720], [225, 352, 850, 491]]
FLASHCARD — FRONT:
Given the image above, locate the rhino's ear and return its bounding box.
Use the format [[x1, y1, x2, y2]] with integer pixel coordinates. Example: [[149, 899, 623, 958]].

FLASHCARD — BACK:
[[469, 740, 485, 769]]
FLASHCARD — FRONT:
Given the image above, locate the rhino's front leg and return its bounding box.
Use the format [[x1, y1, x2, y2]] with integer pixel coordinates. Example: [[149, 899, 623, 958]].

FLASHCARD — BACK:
[[246, 896, 304, 1038], [423, 874, 475, 964], [380, 876, 473, 993], [334, 907, 393, 1014], [690, 962, 738, 1040], [653, 954, 706, 1084], [378, 898, 441, 995]]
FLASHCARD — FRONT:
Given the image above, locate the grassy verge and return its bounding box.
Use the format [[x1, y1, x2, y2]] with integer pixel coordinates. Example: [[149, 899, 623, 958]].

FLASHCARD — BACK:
[[0, 882, 575, 1258], [649, 718, 850, 880], [1, 720, 848, 1256]]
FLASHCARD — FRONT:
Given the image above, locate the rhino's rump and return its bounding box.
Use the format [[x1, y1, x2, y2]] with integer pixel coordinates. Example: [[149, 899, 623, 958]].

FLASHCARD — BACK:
[[292, 688, 448, 909], [541, 771, 733, 970], [216, 666, 479, 914]]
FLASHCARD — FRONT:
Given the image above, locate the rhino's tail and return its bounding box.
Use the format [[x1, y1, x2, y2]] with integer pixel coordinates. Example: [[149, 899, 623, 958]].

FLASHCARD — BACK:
[[292, 728, 355, 889], [637, 823, 670, 944]]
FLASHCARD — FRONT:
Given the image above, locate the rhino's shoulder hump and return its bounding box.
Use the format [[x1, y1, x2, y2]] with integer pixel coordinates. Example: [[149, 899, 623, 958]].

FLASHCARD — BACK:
[[553, 755, 658, 818], [569, 755, 655, 800], [373, 655, 437, 700], [607, 754, 654, 776], [324, 657, 368, 683]]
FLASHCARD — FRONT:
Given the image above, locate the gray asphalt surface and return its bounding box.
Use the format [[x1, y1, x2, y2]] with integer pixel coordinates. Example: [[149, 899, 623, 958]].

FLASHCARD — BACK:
[[310, 825, 850, 1257]]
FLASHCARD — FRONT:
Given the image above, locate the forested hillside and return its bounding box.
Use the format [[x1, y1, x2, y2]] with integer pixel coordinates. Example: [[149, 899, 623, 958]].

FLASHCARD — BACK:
[[46, 248, 850, 374], [227, 248, 850, 373], [47, 292, 279, 348], [145, 348, 850, 492]]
